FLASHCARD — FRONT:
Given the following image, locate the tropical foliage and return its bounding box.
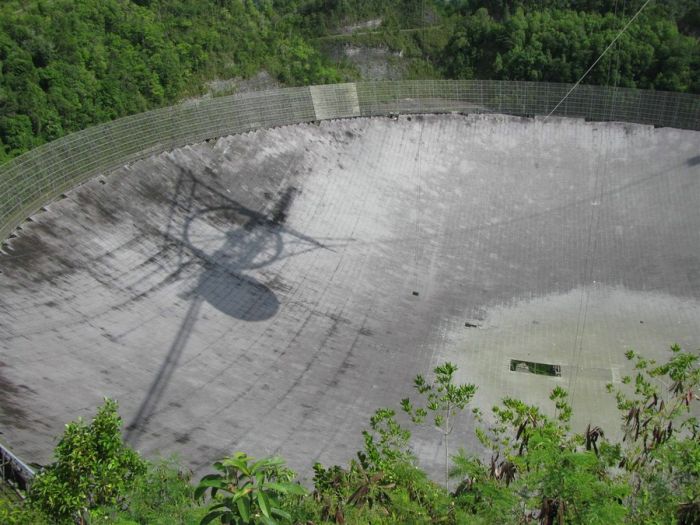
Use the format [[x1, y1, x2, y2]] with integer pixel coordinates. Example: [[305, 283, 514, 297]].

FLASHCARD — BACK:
[[1, 1, 698, 164], [27, 399, 146, 523], [195, 452, 306, 525], [441, 6, 700, 92], [0, 0, 341, 163]]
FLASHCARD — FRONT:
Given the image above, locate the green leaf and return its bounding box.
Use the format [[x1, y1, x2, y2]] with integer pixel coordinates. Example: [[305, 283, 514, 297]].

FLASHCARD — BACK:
[[222, 457, 251, 475], [195, 475, 226, 499], [198, 476, 226, 488], [200, 510, 226, 525], [236, 496, 250, 522], [231, 487, 253, 503], [257, 491, 271, 518], [260, 516, 278, 525], [270, 507, 291, 521], [207, 502, 231, 512]]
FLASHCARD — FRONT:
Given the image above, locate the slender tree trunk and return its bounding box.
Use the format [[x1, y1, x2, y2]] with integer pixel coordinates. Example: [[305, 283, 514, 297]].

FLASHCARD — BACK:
[[444, 409, 450, 491]]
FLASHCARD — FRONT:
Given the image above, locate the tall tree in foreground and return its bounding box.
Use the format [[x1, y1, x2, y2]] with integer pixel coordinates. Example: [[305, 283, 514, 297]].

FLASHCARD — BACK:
[[402, 362, 477, 490]]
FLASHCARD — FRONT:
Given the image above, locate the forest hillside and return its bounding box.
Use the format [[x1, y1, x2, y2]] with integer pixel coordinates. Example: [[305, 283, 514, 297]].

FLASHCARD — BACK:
[[1, 0, 698, 163]]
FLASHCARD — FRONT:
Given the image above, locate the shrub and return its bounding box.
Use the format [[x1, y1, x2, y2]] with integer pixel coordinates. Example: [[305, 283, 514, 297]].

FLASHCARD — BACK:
[[28, 398, 146, 523]]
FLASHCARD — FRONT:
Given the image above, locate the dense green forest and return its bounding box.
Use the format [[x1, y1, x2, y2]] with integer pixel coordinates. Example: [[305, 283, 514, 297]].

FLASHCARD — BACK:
[[1, 346, 699, 524], [0, 0, 343, 163], [0, 0, 698, 161]]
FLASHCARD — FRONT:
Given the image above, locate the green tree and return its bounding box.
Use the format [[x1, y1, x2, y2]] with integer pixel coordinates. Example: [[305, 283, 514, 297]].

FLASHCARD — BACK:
[[440, 6, 700, 92], [28, 398, 146, 524], [456, 387, 627, 524], [608, 345, 700, 524], [0, 0, 347, 164], [402, 362, 476, 490], [361, 407, 413, 474]]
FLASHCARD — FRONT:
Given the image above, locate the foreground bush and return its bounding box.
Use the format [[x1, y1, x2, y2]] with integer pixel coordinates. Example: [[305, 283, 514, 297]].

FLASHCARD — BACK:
[[195, 452, 305, 525], [91, 459, 207, 525], [28, 399, 146, 523]]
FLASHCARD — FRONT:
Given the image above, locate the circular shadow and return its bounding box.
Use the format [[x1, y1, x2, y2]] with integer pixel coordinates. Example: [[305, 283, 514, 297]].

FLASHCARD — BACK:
[[184, 206, 284, 272], [196, 267, 279, 321]]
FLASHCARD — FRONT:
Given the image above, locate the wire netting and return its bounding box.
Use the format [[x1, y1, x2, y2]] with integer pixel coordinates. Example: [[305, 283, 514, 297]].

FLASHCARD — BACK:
[[1, 80, 698, 242]]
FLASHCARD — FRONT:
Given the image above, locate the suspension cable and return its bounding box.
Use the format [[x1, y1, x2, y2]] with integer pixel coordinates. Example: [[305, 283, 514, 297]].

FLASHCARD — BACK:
[[544, 0, 652, 121]]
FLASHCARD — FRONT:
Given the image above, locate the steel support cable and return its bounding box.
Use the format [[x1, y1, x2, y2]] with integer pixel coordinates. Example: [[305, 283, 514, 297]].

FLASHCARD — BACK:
[[413, 86, 425, 296], [567, 129, 609, 406], [551, 0, 641, 416], [413, 0, 426, 296], [566, 3, 625, 412], [544, 0, 653, 122]]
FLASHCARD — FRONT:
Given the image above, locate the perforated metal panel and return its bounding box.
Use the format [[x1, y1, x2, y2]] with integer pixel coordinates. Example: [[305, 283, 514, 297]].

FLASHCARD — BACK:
[[311, 83, 361, 120]]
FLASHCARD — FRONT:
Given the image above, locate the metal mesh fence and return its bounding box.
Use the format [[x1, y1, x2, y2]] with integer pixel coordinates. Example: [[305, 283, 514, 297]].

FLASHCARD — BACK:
[[0, 441, 34, 489], [1, 80, 698, 242]]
